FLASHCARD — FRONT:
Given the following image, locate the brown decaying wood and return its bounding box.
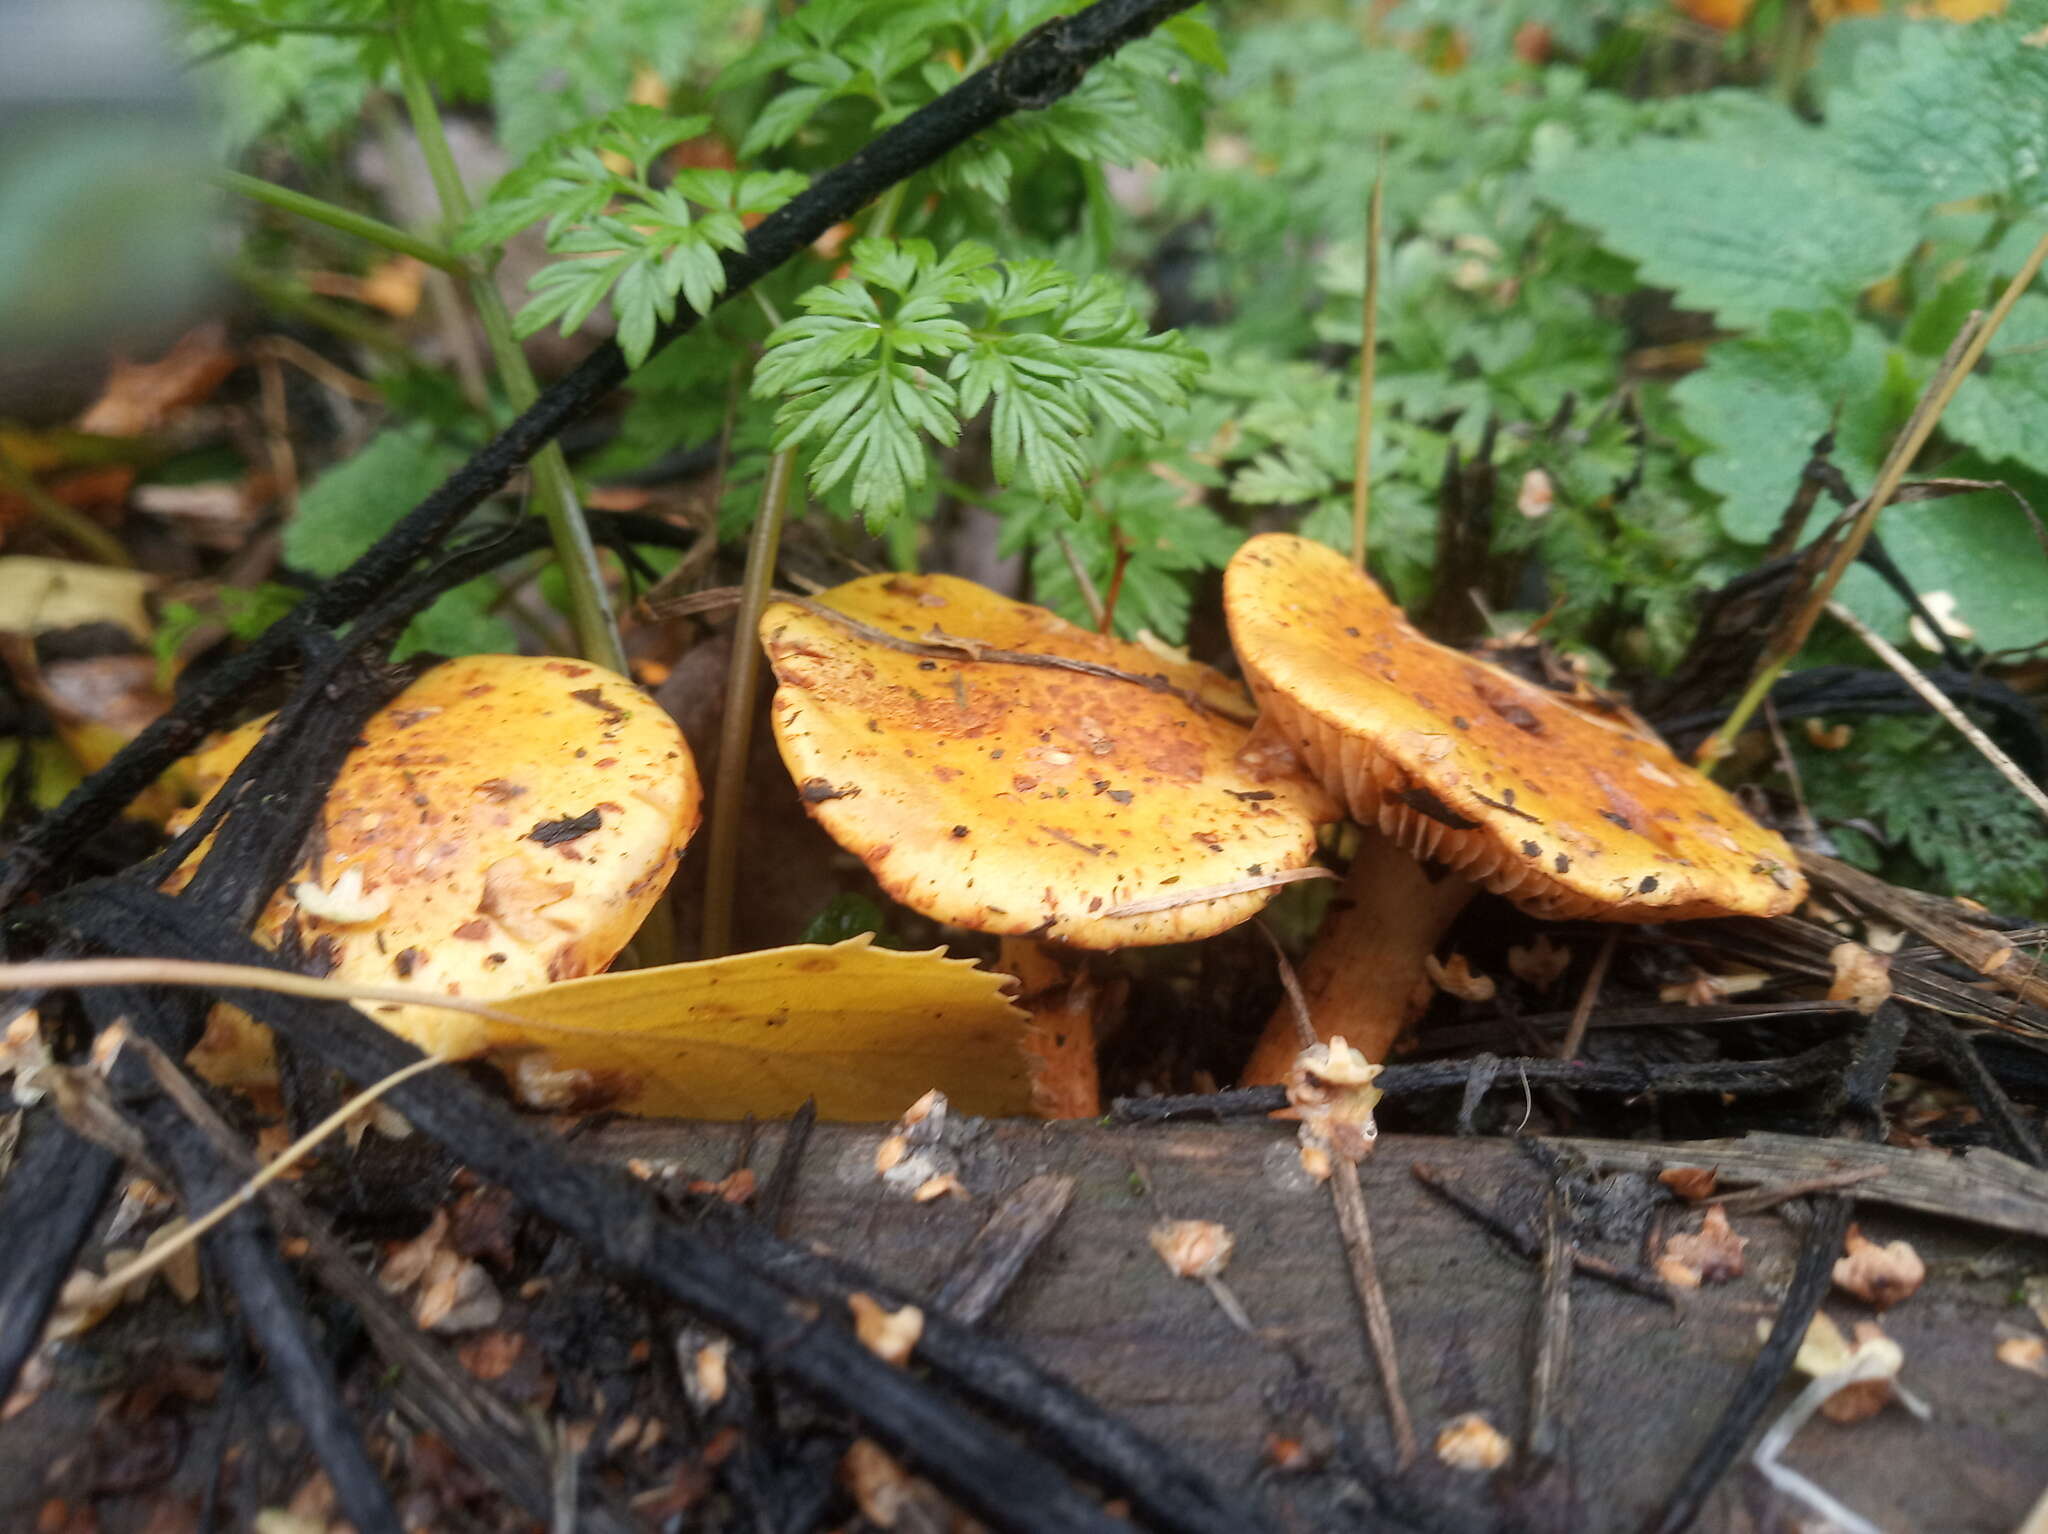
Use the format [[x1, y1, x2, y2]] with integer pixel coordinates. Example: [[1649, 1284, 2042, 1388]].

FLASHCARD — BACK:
[[1803, 851, 2048, 1014], [1551, 1131, 2048, 1240], [1240, 833, 1474, 1082]]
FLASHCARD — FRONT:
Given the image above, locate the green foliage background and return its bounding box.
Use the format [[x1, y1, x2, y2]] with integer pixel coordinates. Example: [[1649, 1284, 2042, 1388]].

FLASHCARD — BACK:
[[187, 0, 2048, 911]]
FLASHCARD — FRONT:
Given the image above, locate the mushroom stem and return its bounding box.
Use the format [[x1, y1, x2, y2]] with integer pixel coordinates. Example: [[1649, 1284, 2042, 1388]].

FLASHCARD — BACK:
[[1000, 937, 1114, 1119], [1239, 833, 1476, 1084]]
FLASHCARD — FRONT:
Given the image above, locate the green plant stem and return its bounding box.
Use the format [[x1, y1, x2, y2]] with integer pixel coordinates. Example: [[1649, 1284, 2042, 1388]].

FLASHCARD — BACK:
[[214, 170, 467, 273], [225, 257, 415, 359], [700, 447, 797, 959], [389, 12, 626, 674], [0, 448, 132, 567], [1351, 145, 1384, 571], [1703, 226, 2048, 768]]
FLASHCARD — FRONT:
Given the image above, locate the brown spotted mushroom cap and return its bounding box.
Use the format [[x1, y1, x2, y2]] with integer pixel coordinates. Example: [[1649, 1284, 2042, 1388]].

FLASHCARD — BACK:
[[1223, 533, 1804, 922], [760, 573, 1334, 947], [173, 654, 700, 1055]]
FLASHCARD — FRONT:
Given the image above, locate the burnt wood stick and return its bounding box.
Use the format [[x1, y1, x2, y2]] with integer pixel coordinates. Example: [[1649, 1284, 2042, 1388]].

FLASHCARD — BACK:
[[0, 0, 1201, 907]]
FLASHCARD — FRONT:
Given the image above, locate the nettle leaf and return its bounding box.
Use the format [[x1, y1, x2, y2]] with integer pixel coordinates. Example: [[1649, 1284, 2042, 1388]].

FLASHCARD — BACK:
[[1827, 9, 2048, 212], [757, 241, 1201, 525], [1670, 307, 1902, 545], [1946, 293, 2048, 469], [1538, 113, 1914, 328], [460, 107, 804, 367]]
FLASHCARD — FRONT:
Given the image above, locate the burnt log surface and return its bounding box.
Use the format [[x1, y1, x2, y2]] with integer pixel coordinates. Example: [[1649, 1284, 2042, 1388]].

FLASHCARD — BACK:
[[11, 1120, 2036, 1532]]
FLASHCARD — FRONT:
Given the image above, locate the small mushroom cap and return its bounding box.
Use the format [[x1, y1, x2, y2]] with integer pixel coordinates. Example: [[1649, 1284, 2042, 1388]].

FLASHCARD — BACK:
[[174, 655, 700, 1054], [761, 574, 1333, 948], [1223, 534, 1804, 922]]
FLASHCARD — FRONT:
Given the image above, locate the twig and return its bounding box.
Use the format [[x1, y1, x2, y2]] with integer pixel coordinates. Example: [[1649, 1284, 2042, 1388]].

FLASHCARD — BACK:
[[1524, 1186, 1574, 1467], [1351, 143, 1385, 570], [1099, 529, 1132, 635], [1556, 929, 1616, 1061], [934, 1174, 1077, 1324], [1055, 532, 1108, 628], [0, 956, 527, 1026], [1640, 1002, 1910, 1534], [701, 447, 799, 958], [1824, 599, 2048, 824], [79, 1050, 448, 1308], [775, 594, 1257, 723], [1109, 1038, 1856, 1123], [1711, 1165, 1889, 1218], [1707, 226, 2048, 762], [1262, 922, 1418, 1469], [1096, 865, 1334, 919], [50, 884, 1265, 1534], [138, 1093, 402, 1534], [1909, 1009, 2047, 1168], [126, 1031, 639, 1533], [1409, 1162, 1676, 1306], [0, 1118, 121, 1397]]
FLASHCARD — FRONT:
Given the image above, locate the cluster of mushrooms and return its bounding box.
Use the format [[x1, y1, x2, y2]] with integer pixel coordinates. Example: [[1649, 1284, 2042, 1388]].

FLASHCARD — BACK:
[[178, 533, 1805, 1118]]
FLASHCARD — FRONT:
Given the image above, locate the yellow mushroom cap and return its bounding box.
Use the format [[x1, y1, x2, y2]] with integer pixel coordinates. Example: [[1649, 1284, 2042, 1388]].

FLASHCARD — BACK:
[[174, 654, 700, 1055], [1223, 534, 1805, 922], [761, 573, 1334, 948]]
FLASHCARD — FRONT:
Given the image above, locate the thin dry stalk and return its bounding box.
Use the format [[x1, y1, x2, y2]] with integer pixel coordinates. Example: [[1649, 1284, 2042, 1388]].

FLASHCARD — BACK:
[[82, 1049, 448, 1305], [1708, 226, 2048, 761], [1557, 929, 1618, 1061], [1824, 600, 2048, 825], [1351, 146, 1386, 570], [1260, 922, 1419, 1468]]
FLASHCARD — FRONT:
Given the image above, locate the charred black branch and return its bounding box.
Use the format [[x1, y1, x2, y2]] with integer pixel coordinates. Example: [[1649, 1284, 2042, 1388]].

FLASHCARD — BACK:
[[0, 0, 1202, 908], [42, 883, 1264, 1534]]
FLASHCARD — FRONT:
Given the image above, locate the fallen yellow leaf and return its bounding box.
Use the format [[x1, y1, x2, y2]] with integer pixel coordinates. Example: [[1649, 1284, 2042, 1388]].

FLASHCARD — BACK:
[[481, 936, 1031, 1121]]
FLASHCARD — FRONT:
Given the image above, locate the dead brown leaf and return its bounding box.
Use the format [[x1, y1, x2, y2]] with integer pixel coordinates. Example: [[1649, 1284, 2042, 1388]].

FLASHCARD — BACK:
[[77, 324, 237, 437], [1833, 1225, 1926, 1310], [1660, 1204, 1747, 1286], [1424, 952, 1496, 1002], [847, 1292, 923, 1367], [1434, 1412, 1511, 1471], [1149, 1218, 1235, 1280], [1659, 1165, 1719, 1202], [1827, 941, 1893, 1015]]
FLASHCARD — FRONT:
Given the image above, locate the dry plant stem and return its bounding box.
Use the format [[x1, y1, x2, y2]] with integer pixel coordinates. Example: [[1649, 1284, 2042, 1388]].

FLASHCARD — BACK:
[[1525, 1185, 1573, 1465], [1241, 832, 1475, 1083], [1350, 145, 1385, 570], [1001, 937, 1105, 1118], [0, 956, 529, 1024], [700, 447, 798, 958], [126, 1032, 639, 1534], [1708, 227, 2048, 763], [81, 1051, 448, 1307], [389, 12, 624, 674], [0, 443, 131, 567], [1263, 923, 1419, 1470], [1825, 599, 2048, 824], [780, 596, 1257, 723], [1556, 928, 1617, 1061]]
